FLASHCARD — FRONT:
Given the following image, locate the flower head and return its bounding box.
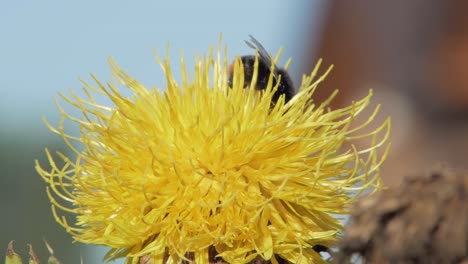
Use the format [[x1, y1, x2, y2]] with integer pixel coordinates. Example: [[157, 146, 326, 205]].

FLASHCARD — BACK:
[[36, 41, 390, 264]]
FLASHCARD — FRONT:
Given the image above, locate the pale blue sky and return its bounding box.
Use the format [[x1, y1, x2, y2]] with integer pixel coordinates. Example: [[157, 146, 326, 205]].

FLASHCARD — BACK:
[[1, 1, 327, 135]]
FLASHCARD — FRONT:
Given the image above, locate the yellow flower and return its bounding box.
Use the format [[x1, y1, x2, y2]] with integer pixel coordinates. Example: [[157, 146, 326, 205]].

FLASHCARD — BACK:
[[36, 41, 390, 264]]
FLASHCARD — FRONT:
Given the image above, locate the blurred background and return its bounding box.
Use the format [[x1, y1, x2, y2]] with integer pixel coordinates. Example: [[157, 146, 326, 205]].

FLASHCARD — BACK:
[[1, 0, 468, 263]]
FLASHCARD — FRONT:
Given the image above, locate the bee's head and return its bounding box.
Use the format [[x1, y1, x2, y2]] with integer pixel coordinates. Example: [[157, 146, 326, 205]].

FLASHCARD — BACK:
[[227, 55, 274, 91], [227, 36, 295, 105]]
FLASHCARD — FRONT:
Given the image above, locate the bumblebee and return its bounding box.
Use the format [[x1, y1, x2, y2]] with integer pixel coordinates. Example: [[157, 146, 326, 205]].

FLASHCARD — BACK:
[[228, 35, 295, 104], [228, 37, 331, 258]]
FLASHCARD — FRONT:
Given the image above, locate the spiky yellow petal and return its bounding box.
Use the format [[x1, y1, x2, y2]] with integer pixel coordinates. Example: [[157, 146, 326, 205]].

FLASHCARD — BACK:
[[36, 41, 390, 264]]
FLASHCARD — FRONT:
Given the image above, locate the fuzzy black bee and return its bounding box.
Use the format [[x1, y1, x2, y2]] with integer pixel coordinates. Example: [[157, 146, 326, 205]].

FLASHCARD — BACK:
[[228, 35, 296, 104], [228, 37, 330, 258]]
